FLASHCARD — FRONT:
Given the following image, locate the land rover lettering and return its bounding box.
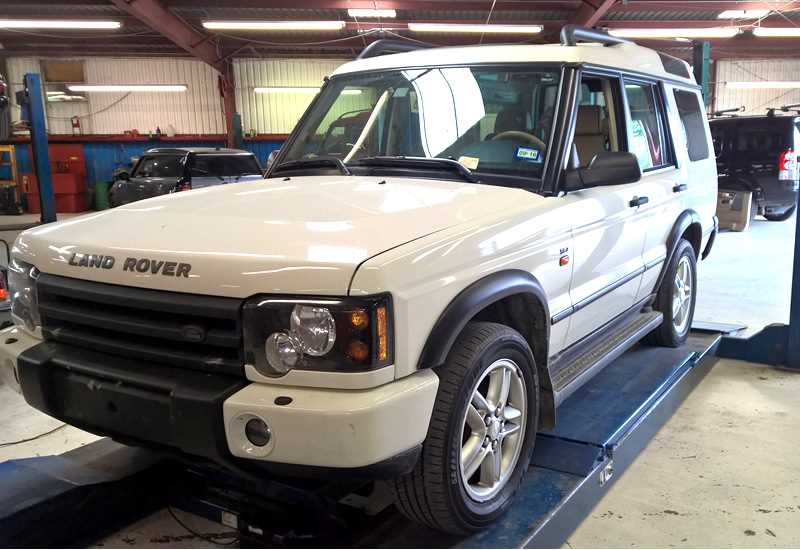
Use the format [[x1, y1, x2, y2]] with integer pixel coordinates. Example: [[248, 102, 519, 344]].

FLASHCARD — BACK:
[[122, 257, 192, 277]]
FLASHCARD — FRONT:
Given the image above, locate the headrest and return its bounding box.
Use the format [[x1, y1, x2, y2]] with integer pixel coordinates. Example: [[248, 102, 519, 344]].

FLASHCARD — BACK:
[[576, 105, 603, 135]]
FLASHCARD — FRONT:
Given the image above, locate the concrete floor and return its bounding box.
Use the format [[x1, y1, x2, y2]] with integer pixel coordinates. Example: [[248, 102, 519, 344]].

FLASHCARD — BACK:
[[0, 214, 798, 547]]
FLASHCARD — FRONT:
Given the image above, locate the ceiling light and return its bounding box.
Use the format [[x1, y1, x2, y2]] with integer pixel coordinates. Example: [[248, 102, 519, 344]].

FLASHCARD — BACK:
[[348, 8, 397, 18], [0, 19, 121, 29], [255, 87, 319, 94], [68, 85, 187, 92], [608, 27, 740, 39], [408, 23, 543, 34], [753, 27, 800, 37], [727, 81, 800, 89], [717, 9, 770, 19], [203, 20, 345, 31], [254, 87, 363, 95]]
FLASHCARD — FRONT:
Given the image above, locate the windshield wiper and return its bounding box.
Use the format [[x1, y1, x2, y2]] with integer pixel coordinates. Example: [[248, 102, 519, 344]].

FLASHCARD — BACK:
[[273, 156, 351, 176], [351, 156, 478, 183]]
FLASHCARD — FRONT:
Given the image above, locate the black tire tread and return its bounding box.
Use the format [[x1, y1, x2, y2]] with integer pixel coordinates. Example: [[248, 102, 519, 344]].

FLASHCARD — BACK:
[[392, 322, 536, 534], [645, 239, 697, 347]]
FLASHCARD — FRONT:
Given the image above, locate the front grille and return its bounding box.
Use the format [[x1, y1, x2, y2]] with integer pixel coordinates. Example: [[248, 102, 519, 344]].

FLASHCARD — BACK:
[[37, 274, 244, 375]]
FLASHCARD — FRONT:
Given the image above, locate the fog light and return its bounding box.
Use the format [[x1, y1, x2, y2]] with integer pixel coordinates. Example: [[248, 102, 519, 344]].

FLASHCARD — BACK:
[[245, 418, 271, 447]]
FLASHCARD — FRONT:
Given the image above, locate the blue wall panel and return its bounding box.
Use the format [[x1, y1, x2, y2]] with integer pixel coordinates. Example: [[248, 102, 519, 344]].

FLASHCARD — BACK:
[[11, 139, 285, 189]]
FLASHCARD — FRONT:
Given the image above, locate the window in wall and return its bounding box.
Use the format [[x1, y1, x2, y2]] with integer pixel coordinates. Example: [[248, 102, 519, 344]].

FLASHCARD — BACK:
[[673, 89, 710, 161], [624, 82, 671, 171]]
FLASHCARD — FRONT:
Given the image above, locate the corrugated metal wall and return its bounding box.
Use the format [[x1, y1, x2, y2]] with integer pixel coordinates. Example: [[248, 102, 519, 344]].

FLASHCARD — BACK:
[[5, 57, 225, 135], [715, 59, 800, 115], [234, 58, 349, 134]]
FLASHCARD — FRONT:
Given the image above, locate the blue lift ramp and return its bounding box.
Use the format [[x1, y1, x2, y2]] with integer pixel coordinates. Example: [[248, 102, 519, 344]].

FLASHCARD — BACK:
[[0, 332, 719, 548]]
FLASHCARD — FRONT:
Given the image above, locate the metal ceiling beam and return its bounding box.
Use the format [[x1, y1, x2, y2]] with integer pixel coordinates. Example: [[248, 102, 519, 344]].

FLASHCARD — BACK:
[[109, 0, 237, 147], [570, 0, 616, 27], [108, 0, 223, 70]]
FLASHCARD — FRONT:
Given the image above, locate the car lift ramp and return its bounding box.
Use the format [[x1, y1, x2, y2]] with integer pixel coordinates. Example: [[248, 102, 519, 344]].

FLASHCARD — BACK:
[[0, 332, 719, 548]]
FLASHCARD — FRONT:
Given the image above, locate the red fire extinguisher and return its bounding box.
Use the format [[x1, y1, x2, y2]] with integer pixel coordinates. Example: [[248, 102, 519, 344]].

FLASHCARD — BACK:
[[71, 115, 82, 135]]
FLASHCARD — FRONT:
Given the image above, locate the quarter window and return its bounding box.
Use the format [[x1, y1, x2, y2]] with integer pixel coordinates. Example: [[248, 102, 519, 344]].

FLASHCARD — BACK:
[[624, 82, 671, 171], [674, 89, 710, 161]]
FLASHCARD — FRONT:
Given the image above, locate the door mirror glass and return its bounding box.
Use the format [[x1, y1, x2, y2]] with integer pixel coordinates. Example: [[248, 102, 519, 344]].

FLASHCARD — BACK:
[[564, 151, 641, 191]]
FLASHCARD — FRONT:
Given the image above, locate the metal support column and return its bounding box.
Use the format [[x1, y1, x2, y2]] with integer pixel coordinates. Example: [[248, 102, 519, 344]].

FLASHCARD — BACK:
[[23, 74, 56, 224], [692, 41, 711, 106]]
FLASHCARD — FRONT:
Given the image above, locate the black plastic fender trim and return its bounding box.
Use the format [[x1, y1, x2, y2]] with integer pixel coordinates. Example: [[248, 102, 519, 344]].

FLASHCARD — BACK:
[[417, 269, 550, 370], [654, 209, 702, 293]]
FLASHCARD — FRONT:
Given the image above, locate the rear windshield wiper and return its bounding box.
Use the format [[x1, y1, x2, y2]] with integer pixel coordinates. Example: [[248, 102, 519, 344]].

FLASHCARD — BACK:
[[350, 156, 478, 183], [273, 157, 351, 176]]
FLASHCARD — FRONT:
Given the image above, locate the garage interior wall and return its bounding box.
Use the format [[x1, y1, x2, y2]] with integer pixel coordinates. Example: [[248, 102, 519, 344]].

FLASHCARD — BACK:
[[715, 58, 800, 116], [5, 56, 352, 135], [233, 58, 349, 134]]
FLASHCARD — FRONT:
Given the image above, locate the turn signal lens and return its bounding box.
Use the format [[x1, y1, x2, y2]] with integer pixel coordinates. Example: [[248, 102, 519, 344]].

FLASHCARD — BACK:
[[347, 340, 369, 362], [377, 305, 388, 362], [350, 308, 369, 329]]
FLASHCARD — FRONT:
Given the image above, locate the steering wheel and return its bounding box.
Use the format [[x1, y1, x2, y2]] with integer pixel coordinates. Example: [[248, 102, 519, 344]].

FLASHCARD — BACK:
[[492, 130, 547, 151]]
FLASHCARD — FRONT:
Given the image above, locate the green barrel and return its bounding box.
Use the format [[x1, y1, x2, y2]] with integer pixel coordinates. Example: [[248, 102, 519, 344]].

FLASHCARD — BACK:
[[94, 181, 110, 210]]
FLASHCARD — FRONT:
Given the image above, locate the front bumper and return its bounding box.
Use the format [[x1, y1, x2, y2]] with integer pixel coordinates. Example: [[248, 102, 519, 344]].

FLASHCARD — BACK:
[[0, 327, 438, 477]]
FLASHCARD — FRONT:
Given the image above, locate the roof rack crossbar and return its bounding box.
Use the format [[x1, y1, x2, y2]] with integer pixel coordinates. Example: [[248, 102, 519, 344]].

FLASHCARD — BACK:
[[357, 39, 429, 59], [560, 24, 633, 47]]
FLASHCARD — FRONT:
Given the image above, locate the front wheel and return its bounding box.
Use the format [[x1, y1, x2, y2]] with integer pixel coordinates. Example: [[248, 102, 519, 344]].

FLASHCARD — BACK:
[[646, 239, 697, 347], [764, 204, 796, 222], [392, 322, 539, 534]]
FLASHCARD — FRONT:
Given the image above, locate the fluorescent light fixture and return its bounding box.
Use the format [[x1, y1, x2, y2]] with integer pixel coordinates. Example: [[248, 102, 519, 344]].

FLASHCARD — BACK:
[[0, 19, 121, 29], [608, 27, 740, 39], [407, 23, 543, 34], [203, 20, 345, 31], [255, 87, 320, 94], [727, 81, 800, 89], [68, 84, 187, 92], [254, 87, 362, 95], [718, 9, 770, 19], [348, 8, 397, 18], [753, 27, 800, 37]]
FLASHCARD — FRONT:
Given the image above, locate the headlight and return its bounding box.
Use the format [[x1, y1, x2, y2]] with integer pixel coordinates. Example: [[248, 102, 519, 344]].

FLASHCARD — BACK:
[[7, 258, 40, 332], [243, 295, 393, 377]]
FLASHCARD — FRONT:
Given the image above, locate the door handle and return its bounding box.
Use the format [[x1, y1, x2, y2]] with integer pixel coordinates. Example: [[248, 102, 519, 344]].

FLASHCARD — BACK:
[[673, 183, 688, 193], [629, 196, 649, 207]]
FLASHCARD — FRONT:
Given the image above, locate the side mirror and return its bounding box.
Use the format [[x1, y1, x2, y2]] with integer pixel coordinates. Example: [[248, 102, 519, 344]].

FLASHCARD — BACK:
[[564, 151, 642, 191], [265, 148, 281, 173], [118, 172, 130, 181]]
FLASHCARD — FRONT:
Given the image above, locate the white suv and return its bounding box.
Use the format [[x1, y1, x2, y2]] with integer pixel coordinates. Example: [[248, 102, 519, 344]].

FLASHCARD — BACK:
[[0, 27, 717, 534]]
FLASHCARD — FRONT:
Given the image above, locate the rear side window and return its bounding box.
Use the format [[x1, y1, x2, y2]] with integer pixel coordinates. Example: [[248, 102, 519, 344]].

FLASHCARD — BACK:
[[189, 155, 262, 178], [132, 155, 183, 178], [624, 82, 671, 171], [673, 90, 710, 161]]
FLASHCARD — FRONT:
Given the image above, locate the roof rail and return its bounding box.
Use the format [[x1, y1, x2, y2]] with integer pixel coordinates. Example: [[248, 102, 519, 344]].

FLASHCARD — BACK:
[[560, 24, 633, 47], [357, 39, 429, 59]]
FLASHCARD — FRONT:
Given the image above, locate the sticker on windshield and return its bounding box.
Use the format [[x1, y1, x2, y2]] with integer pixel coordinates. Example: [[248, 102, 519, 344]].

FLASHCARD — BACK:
[[516, 147, 542, 163], [458, 156, 480, 170]]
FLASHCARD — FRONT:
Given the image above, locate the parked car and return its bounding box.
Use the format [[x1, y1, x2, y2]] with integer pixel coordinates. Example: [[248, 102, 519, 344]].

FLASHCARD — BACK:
[[0, 27, 717, 534], [710, 112, 800, 221], [108, 147, 263, 207]]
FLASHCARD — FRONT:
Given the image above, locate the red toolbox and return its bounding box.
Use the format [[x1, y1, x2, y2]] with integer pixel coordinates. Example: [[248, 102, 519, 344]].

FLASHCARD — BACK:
[[27, 193, 89, 214], [20, 173, 86, 195]]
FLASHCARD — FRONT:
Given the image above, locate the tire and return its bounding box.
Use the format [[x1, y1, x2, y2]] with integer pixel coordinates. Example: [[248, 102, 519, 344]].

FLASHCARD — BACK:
[[646, 239, 697, 347], [764, 204, 796, 222], [392, 322, 539, 534]]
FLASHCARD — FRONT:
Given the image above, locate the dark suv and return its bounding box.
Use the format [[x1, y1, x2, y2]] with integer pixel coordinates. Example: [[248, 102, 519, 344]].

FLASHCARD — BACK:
[[710, 113, 800, 221], [109, 147, 263, 207]]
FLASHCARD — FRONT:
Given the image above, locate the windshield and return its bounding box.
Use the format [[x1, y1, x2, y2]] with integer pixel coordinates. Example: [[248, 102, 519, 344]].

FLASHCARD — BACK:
[[281, 66, 560, 181], [132, 155, 184, 178], [189, 154, 262, 178]]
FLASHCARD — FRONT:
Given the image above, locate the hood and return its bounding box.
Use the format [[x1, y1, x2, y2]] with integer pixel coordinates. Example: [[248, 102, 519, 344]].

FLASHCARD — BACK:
[[16, 176, 536, 297]]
